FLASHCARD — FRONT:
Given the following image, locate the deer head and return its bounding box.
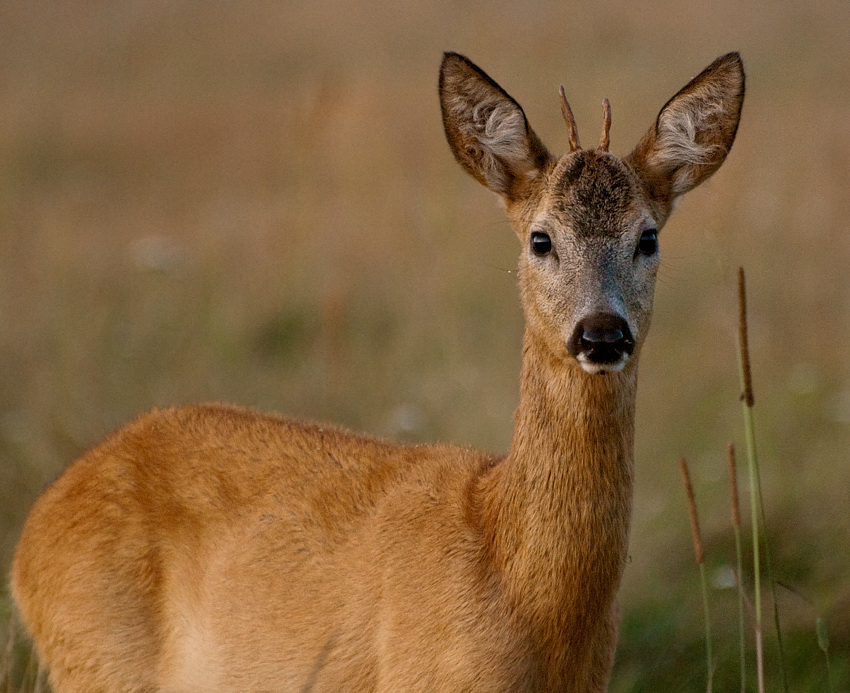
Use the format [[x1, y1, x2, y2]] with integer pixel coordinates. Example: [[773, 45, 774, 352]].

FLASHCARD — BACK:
[[439, 52, 744, 374]]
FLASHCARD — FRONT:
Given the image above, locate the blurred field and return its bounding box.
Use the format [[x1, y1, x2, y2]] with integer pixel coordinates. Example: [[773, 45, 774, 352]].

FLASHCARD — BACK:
[[1, 0, 849, 689]]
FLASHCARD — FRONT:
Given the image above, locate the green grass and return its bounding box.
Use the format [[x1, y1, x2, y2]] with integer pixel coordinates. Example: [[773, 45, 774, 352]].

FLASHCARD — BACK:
[[2, 1, 849, 690]]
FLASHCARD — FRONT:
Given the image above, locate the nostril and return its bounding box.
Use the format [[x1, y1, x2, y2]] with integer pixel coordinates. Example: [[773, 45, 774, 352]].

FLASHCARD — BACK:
[[567, 313, 634, 365], [581, 326, 625, 348]]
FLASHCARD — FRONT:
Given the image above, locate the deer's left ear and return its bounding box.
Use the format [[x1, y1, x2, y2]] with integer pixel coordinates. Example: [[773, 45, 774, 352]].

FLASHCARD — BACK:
[[626, 52, 745, 207]]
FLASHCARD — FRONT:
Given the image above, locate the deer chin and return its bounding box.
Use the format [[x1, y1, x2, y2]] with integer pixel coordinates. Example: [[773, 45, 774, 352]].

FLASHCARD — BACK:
[[575, 352, 630, 375]]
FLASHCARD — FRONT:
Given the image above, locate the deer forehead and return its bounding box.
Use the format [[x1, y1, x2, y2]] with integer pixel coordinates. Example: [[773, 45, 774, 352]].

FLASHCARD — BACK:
[[536, 150, 651, 240]]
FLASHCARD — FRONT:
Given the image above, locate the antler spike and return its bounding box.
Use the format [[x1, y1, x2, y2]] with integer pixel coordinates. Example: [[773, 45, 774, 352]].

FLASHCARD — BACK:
[[559, 85, 581, 153], [598, 98, 611, 152]]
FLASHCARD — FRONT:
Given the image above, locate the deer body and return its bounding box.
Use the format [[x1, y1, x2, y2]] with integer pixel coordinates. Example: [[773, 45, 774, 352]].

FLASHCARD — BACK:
[[11, 52, 744, 692]]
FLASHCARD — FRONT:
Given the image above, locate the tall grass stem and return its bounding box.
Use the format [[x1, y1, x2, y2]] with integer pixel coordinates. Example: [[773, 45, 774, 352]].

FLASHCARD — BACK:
[[737, 267, 789, 693], [816, 618, 834, 693], [737, 268, 763, 693], [728, 443, 746, 693], [679, 457, 712, 693]]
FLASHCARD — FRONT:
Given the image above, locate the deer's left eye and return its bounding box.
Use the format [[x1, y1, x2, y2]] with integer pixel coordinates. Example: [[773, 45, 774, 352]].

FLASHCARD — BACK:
[[530, 231, 552, 256], [636, 229, 658, 257]]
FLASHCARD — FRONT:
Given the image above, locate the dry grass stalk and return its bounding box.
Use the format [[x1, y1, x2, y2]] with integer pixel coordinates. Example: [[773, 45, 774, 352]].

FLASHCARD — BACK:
[[728, 442, 747, 693], [737, 267, 788, 693], [679, 457, 704, 565], [728, 442, 741, 530], [737, 267, 754, 407], [679, 457, 713, 692]]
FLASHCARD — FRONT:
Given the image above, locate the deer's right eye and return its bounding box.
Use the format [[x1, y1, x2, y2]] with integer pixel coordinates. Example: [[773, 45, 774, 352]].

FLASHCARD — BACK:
[[530, 231, 552, 256]]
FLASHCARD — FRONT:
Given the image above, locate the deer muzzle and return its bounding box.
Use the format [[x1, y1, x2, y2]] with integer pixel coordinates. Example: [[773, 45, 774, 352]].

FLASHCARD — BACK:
[[567, 312, 635, 373]]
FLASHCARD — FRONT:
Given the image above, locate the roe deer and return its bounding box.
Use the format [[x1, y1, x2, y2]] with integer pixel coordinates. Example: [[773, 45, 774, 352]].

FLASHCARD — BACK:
[[11, 52, 744, 692]]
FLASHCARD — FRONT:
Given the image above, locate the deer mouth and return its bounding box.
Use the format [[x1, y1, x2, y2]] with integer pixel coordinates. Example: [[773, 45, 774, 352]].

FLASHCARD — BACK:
[[575, 349, 631, 374]]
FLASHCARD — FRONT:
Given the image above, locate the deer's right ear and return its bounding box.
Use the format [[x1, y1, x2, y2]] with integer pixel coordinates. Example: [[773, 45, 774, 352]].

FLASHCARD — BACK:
[[626, 52, 745, 210], [440, 53, 551, 201]]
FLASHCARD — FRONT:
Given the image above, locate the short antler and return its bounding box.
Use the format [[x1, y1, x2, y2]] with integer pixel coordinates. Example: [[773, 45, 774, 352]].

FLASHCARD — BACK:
[[599, 98, 611, 152], [559, 85, 581, 153]]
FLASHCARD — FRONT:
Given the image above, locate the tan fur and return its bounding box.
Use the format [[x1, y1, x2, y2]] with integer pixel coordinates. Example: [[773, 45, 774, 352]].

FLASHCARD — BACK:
[[11, 52, 744, 692]]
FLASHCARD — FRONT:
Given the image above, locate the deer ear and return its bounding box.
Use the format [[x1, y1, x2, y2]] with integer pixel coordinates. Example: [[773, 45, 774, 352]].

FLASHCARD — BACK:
[[627, 52, 745, 206], [440, 52, 551, 200]]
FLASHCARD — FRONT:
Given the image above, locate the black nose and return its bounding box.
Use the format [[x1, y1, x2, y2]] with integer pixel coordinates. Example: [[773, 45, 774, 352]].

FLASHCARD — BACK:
[[567, 313, 634, 365]]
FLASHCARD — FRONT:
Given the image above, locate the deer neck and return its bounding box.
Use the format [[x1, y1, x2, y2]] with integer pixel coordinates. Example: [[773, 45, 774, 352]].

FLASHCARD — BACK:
[[479, 328, 637, 640]]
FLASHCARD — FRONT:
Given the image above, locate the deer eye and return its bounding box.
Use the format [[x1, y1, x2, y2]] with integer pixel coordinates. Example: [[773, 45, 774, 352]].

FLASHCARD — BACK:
[[636, 229, 658, 257], [530, 231, 552, 256]]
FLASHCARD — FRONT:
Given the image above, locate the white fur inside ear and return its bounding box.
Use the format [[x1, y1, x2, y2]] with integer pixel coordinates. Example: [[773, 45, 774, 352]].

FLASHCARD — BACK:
[[655, 94, 727, 190], [459, 97, 537, 187]]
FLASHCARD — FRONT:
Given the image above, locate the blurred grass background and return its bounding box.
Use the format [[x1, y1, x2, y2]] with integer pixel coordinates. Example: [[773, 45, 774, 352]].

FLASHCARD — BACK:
[[1, 0, 848, 689]]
